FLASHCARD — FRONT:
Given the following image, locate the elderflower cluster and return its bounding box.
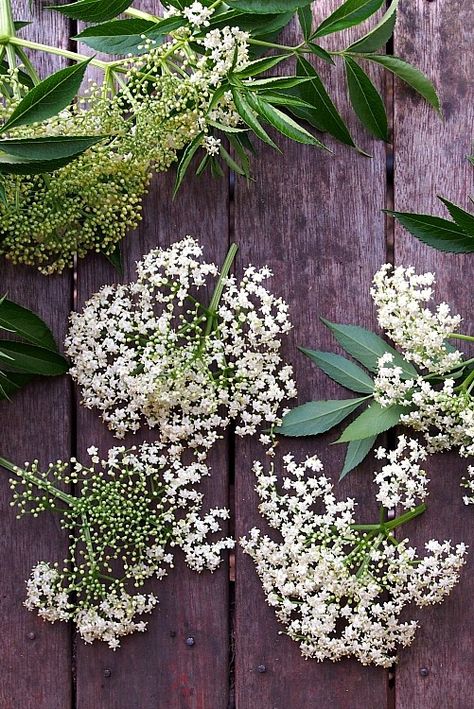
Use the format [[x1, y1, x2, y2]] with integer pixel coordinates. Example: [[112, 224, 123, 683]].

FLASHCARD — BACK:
[[0, 20, 250, 273], [371, 264, 462, 374], [11, 443, 233, 649], [241, 450, 466, 667], [65, 238, 296, 453], [374, 436, 428, 509]]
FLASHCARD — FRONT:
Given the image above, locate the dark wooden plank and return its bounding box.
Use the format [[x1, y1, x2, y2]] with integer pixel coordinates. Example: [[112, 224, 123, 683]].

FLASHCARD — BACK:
[[73, 169, 231, 706], [393, 2, 474, 707], [0, 3, 73, 708], [233, 5, 389, 707]]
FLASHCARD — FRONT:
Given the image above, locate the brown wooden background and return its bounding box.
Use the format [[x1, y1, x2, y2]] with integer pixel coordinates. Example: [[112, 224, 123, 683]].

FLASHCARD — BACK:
[[0, 1, 473, 707]]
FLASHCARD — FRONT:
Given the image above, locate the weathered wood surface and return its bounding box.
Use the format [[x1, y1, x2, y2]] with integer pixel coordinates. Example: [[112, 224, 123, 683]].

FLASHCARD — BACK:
[[0, 0, 473, 708], [393, 2, 474, 708]]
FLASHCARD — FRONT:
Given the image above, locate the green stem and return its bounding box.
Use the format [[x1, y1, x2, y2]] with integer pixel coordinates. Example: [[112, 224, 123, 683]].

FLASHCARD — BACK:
[[0, 0, 17, 77], [203, 243, 239, 339], [14, 46, 40, 84], [384, 503, 427, 531], [0, 456, 76, 506], [461, 368, 474, 392], [449, 333, 474, 343], [8, 36, 112, 71], [248, 38, 298, 52], [124, 7, 162, 22]]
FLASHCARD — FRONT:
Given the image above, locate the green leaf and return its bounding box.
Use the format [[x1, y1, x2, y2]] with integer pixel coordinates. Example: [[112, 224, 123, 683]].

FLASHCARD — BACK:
[[438, 197, 474, 236], [232, 89, 278, 148], [387, 210, 474, 253], [0, 60, 34, 89], [75, 17, 184, 55], [50, 0, 134, 22], [0, 298, 57, 350], [321, 318, 418, 377], [313, 0, 384, 38], [336, 402, 410, 442], [362, 54, 440, 112], [226, 0, 313, 13], [298, 5, 313, 39], [348, 0, 398, 52], [0, 341, 69, 376], [104, 244, 123, 274], [244, 76, 310, 90], [344, 56, 388, 140], [340, 435, 377, 480], [173, 132, 204, 196], [0, 372, 33, 400], [306, 42, 335, 65], [300, 348, 374, 393], [219, 145, 246, 175], [292, 56, 356, 147], [1, 59, 91, 133], [248, 94, 328, 148], [0, 135, 104, 161], [233, 54, 288, 79], [277, 397, 369, 437], [0, 153, 90, 175]]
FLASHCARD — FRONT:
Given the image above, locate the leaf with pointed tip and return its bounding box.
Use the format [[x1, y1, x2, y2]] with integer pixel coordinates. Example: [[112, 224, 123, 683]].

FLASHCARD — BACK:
[[321, 318, 418, 377], [313, 0, 384, 37], [0, 152, 94, 175], [277, 397, 369, 437], [248, 94, 328, 148], [362, 54, 440, 112], [306, 42, 335, 65], [387, 210, 474, 253], [0, 372, 33, 400], [298, 5, 313, 39], [0, 135, 103, 161], [300, 348, 374, 393], [232, 89, 278, 148], [291, 56, 356, 147], [173, 132, 204, 196], [104, 244, 123, 274], [340, 435, 377, 480], [0, 298, 57, 350], [348, 0, 398, 52], [438, 197, 474, 236], [233, 55, 288, 79], [344, 56, 388, 140], [0, 341, 69, 376], [1, 59, 91, 133], [336, 402, 410, 443]]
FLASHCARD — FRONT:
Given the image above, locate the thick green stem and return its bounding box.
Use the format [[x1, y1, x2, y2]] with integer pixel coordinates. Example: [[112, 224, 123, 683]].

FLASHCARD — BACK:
[[204, 243, 239, 339], [8, 36, 112, 71], [449, 333, 474, 343], [0, 456, 75, 506], [124, 7, 162, 22], [0, 0, 17, 75], [384, 503, 427, 531]]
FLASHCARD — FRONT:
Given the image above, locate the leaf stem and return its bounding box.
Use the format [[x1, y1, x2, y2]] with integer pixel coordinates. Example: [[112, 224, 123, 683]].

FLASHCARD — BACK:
[[7, 36, 114, 71], [449, 333, 474, 343]]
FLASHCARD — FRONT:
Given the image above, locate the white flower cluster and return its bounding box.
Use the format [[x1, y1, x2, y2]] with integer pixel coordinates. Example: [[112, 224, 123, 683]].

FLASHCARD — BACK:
[[183, 1, 214, 28], [12, 442, 233, 649], [66, 237, 296, 454], [241, 449, 466, 667], [374, 436, 428, 510], [372, 264, 462, 374], [462, 466, 474, 506]]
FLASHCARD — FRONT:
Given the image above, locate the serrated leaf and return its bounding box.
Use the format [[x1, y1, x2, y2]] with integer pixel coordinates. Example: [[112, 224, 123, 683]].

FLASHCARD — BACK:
[[300, 348, 374, 393], [344, 56, 388, 140], [336, 402, 410, 442], [362, 54, 440, 111], [0, 135, 103, 161], [277, 397, 369, 437], [321, 318, 418, 377], [340, 435, 377, 480], [291, 56, 356, 146], [232, 89, 278, 148], [388, 210, 474, 253], [75, 17, 184, 55], [1, 59, 91, 133], [173, 132, 204, 196], [50, 0, 133, 22], [313, 0, 384, 37], [298, 5, 313, 39], [226, 0, 313, 13], [0, 298, 57, 350], [0, 341, 69, 376], [248, 94, 328, 148], [348, 0, 398, 52], [438, 197, 474, 236]]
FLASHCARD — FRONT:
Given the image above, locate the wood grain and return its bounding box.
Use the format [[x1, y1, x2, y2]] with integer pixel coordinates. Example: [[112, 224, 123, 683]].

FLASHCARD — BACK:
[[393, 2, 474, 708], [233, 4, 390, 707], [0, 2, 73, 708]]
